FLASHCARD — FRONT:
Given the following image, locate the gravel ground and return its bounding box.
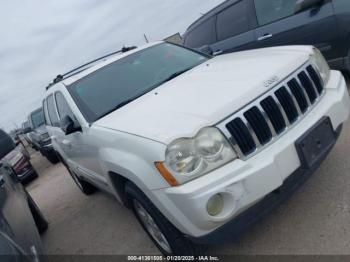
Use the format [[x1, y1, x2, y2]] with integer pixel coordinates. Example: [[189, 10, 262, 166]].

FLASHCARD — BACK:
[[27, 76, 350, 255]]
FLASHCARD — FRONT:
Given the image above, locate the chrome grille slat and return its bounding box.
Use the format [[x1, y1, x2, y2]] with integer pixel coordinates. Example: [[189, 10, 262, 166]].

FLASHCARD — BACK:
[[284, 84, 302, 116], [271, 94, 290, 127], [217, 63, 325, 160], [304, 68, 321, 96], [241, 115, 262, 149], [256, 104, 277, 137], [295, 77, 312, 107]]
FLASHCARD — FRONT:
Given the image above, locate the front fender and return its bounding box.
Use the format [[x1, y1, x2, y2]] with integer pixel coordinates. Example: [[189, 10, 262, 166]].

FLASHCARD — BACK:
[[99, 139, 169, 192]]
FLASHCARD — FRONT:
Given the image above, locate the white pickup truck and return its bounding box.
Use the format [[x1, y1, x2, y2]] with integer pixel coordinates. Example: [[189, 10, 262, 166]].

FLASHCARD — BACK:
[[43, 42, 349, 255]]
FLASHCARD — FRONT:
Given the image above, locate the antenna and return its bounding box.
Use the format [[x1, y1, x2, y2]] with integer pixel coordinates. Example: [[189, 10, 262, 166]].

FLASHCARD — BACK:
[[144, 33, 149, 43]]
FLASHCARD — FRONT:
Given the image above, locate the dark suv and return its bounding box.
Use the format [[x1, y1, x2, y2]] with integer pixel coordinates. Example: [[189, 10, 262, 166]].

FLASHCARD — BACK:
[[28, 107, 59, 164], [182, 0, 350, 71], [0, 163, 47, 260]]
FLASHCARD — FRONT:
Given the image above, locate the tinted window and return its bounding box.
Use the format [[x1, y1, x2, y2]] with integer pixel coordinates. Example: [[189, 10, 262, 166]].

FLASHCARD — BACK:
[[30, 108, 45, 129], [184, 17, 217, 48], [47, 95, 60, 127], [55, 92, 75, 120], [0, 130, 15, 159], [254, 0, 297, 26], [68, 43, 208, 122], [216, 0, 250, 41]]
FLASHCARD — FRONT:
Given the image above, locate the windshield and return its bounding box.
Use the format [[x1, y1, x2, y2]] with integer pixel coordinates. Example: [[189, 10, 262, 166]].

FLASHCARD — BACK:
[[31, 108, 45, 128], [68, 43, 209, 122]]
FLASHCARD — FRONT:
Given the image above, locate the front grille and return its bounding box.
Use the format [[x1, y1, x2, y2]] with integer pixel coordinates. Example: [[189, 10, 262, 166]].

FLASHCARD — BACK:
[[221, 64, 324, 158]]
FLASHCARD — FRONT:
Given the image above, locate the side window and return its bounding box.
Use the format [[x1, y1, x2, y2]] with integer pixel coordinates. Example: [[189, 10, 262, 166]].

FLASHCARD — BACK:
[[42, 99, 51, 126], [216, 0, 250, 41], [55, 92, 75, 121], [254, 0, 297, 26], [184, 16, 216, 48], [46, 95, 60, 127]]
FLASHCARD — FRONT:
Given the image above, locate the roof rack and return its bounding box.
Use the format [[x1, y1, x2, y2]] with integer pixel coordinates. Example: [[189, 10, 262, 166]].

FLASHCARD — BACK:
[[46, 46, 137, 90]]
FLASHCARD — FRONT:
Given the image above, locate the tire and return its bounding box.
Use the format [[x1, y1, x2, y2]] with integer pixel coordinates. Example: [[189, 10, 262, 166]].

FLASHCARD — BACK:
[[20, 165, 38, 184], [26, 190, 48, 234], [125, 182, 205, 255], [26, 169, 39, 182], [45, 152, 60, 164], [67, 167, 97, 195]]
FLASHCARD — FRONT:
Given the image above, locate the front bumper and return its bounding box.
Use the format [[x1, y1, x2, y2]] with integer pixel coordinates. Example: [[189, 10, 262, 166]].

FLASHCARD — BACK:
[[188, 124, 342, 245], [151, 70, 350, 239]]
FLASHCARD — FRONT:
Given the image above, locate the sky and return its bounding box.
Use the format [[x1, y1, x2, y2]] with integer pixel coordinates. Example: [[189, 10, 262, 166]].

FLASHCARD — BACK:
[[0, 0, 224, 131]]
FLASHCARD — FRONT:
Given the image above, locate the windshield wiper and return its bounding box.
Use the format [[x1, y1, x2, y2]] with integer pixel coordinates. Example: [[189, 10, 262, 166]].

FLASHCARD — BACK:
[[96, 99, 135, 121], [157, 67, 195, 86], [95, 67, 196, 122]]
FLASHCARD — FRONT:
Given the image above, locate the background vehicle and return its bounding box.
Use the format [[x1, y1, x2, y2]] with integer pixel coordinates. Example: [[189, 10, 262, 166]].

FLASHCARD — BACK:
[[28, 107, 59, 164], [21, 121, 34, 146], [0, 129, 38, 183], [182, 0, 350, 72], [43, 42, 349, 255], [0, 163, 47, 260]]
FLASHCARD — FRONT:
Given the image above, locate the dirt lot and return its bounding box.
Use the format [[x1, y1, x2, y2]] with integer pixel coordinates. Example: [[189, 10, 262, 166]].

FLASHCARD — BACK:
[[27, 77, 350, 255]]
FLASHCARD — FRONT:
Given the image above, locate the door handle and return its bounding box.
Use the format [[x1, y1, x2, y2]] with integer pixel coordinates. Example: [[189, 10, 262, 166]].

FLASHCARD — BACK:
[[212, 50, 224, 56], [258, 34, 273, 41]]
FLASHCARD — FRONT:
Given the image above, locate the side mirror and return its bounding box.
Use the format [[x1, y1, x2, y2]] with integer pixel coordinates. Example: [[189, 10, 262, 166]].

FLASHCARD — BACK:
[[294, 0, 324, 14], [60, 115, 81, 135], [196, 45, 213, 56]]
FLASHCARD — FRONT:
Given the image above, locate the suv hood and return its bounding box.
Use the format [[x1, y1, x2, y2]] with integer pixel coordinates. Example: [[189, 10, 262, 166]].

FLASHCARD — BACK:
[[95, 46, 311, 144]]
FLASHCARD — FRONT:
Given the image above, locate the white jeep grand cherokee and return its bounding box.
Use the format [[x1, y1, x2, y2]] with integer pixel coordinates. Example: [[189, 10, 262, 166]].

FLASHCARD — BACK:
[[43, 42, 349, 255]]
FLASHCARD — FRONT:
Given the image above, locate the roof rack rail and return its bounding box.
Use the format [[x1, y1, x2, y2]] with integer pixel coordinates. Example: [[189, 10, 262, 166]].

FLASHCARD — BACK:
[[46, 46, 137, 90]]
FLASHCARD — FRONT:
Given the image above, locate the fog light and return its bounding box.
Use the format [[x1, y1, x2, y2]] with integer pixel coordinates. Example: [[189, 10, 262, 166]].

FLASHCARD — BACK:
[[207, 194, 224, 216]]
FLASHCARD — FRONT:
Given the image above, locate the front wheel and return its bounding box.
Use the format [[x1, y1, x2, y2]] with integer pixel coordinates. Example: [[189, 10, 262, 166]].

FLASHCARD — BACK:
[[125, 182, 205, 255]]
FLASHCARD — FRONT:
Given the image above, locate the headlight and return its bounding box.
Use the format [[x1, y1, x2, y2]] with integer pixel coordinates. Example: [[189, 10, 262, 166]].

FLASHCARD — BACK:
[[310, 48, 330, 85], [163, 127, 237, 184], [9, 152, 24, 166]]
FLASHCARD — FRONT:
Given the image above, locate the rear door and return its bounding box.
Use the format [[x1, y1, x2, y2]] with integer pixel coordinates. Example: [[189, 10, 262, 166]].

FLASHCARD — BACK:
[[252, 0, 340, 61], [210, 0, 259, 54]]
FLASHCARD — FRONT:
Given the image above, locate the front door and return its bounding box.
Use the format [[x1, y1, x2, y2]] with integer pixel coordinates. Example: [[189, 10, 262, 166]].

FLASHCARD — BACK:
[[252, 0, 340, 61]]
